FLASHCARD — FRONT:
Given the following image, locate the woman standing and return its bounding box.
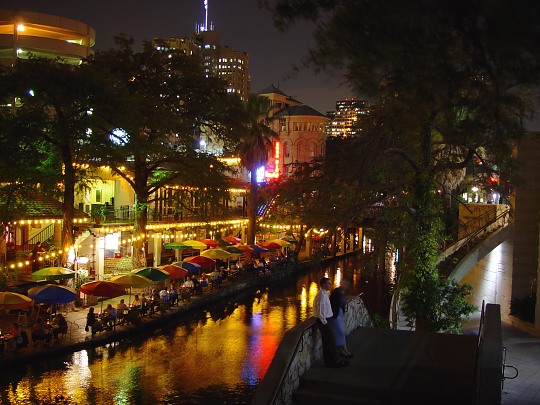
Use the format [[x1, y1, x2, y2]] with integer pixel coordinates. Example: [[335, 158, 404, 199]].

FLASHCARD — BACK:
[[86, 307, 97, 336], [330, 278, 353, 358]]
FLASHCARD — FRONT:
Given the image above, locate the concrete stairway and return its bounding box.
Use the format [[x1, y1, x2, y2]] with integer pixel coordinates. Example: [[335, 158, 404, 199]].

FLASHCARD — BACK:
[[292, 327, 478, 404]]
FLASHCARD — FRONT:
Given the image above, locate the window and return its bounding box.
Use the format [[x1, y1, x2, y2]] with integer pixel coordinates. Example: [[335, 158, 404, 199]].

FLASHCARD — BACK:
[[283, 141, 290, 158], [96, 190, 102, 202]]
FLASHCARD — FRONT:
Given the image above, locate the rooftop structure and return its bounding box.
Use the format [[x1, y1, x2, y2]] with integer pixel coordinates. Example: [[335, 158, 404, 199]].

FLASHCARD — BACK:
[[0, 9, 95, 66]]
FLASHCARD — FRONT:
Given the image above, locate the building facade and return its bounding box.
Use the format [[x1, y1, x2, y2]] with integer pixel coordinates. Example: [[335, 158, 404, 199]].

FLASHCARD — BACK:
[[259, 85, 328, 179], [0, 9, 95, 66], [325, 98, 366, 137]]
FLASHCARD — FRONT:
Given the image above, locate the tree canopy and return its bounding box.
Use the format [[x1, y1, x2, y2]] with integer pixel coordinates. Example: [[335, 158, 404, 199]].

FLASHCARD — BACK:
[[265, 0, 540, 330]]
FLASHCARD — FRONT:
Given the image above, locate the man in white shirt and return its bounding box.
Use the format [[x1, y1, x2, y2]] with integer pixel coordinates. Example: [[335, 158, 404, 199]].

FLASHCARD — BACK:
[[313, 277, 347, 368]]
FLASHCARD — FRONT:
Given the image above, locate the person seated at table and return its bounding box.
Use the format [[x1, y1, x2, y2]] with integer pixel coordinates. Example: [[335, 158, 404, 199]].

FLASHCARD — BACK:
[[8, 322, 24, 353], [210, 269, 222, 288], [169, 285, 178, 305], [51, 313, 68, 343], [159, 288, 169, 302], [200, 273, 208, 288], [32, 317, 52, 346], [182, 278, 194, 290], [191, 275, 202, 295], [140, 293, 149, 315], [116, 299, 129, 322], [132, 294, 142, 309], [103, 304, 117, 329]]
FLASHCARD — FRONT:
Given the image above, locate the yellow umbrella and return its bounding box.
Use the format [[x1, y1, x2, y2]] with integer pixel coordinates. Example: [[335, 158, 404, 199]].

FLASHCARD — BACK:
[[201, 248, 231, 260], [0, 292, 33, 310], [110, 273, 152, 305], [110, 273, 153, 288], [181, 240, 208, 249], [270, 239, 291, 247]]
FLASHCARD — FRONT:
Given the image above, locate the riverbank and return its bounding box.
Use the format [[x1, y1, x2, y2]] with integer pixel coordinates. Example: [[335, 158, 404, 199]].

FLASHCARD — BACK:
[[0, 252, 358, 367]]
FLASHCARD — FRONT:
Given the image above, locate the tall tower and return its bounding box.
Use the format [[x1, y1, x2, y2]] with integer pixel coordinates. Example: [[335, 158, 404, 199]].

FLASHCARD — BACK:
[[193, 0, 250, 101]]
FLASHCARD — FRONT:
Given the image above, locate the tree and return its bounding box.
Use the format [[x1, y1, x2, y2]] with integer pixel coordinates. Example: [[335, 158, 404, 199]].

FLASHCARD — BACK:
[[86, 37, 243, 267], [236, 94, 278, 245], [267, 0, 540, 330], [3, 58, 95, 259]]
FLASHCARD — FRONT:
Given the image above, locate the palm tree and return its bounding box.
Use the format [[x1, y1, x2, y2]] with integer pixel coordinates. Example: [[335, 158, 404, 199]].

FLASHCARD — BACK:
[[237, 94, 278, 245]]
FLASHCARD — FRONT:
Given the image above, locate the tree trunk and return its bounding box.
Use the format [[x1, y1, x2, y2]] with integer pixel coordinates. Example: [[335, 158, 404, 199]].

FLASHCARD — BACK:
[[61, 144, 75, 265], [133, 198, 148, 269]]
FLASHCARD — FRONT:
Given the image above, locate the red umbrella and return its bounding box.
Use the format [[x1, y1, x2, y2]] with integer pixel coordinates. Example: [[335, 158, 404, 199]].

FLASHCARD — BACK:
[[198, 239, 220, 248], [258, 241, 281, 250], [80, 280, 126, 312], [236, 244, 254, 253], [223, 235, 242, 244], [183, 255, 216, 269], [80, 280, 125, 297], [159, 264, 188, 279]]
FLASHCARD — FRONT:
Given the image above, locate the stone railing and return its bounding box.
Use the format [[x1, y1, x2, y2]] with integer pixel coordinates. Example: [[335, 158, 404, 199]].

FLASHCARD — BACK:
[[251, 293, 373, 405]]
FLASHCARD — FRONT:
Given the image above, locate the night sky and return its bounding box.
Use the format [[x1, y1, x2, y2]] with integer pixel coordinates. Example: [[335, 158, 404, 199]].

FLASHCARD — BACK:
[[12, 0, 354, 114]]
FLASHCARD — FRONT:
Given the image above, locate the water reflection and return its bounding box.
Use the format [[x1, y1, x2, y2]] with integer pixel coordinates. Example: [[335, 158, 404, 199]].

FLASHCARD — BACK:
[[0, 253, 394, 404]]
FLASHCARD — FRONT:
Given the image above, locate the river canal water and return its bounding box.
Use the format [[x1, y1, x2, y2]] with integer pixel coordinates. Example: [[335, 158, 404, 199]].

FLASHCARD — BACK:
[[0, 253, 394, 405]]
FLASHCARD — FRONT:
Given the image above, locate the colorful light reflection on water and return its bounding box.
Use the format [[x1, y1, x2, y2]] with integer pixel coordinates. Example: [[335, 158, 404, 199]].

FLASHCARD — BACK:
[[0, 253, 392, 404]]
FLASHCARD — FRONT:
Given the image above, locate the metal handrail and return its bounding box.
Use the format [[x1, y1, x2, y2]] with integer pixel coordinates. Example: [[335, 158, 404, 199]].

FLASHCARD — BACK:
[[459, 208, 510, 254]]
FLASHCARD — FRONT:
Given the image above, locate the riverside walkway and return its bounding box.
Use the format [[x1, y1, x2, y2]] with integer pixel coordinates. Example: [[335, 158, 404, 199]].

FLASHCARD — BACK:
[[0, 265, 293, 367]]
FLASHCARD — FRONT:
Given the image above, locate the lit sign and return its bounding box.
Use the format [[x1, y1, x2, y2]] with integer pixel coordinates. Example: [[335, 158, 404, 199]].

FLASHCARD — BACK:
[[265, 141, 280, 179]]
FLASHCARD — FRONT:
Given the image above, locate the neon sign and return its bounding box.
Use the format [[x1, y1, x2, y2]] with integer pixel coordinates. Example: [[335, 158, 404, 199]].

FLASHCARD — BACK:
[[265, 141, 280, 179]]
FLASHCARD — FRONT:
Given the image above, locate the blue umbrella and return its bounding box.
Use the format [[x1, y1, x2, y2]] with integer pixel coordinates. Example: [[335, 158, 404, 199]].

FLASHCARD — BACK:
[[172, 261, 201, 275], [28, 284, 77, 305], [250, 244, 268, 253]]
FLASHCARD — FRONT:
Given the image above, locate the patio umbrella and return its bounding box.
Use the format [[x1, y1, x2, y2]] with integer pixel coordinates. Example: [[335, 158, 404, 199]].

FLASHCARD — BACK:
[[110, 274, 152, 305], [198, 239, 220, 248], [250, 244, 268, 253], [80, 280, 125, 297], [184, 255, 216, 269], [181, 240, 208, 249], [131, 267, 169, 282], [222, 235, 242, 244], [201, 248, 231, 260], [31, 267, 75, 281], [0, 292, 33, 310], [164, 241, 191, 249], [223, 246, 243, 254], [28, 284, 77, 320], [159, 264, 188, 280], [270, 239, 291, 247], [175, 261, 202, 275], [110, 274, 153, 289], [236, 244, 254, 253], [28, 284, 77, 305], [258, 242, 282, 251], [80, 280, 126, 312]]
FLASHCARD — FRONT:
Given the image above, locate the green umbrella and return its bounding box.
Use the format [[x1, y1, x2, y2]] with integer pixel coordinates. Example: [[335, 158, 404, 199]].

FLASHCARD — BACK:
[[223, 246, 243, 254], [164, 241, 191, 249], [32, 267, 75, 281], [131, 267, 169, 282]]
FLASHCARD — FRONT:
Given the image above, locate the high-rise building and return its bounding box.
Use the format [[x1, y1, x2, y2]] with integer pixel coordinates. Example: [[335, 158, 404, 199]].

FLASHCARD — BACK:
[[0, 10, 95, 66], [153, 1, 250, 101], [326, 98, 366, 137]]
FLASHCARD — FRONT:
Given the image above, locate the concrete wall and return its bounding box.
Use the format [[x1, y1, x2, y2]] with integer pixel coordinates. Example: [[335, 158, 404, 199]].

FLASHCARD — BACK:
[[252, 294, 373, 405], [512, 134, 540, 327]]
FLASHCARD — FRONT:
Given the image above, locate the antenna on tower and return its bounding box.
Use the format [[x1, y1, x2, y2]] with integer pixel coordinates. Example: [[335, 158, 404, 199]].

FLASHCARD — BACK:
[[204, 0, 208, 31]]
